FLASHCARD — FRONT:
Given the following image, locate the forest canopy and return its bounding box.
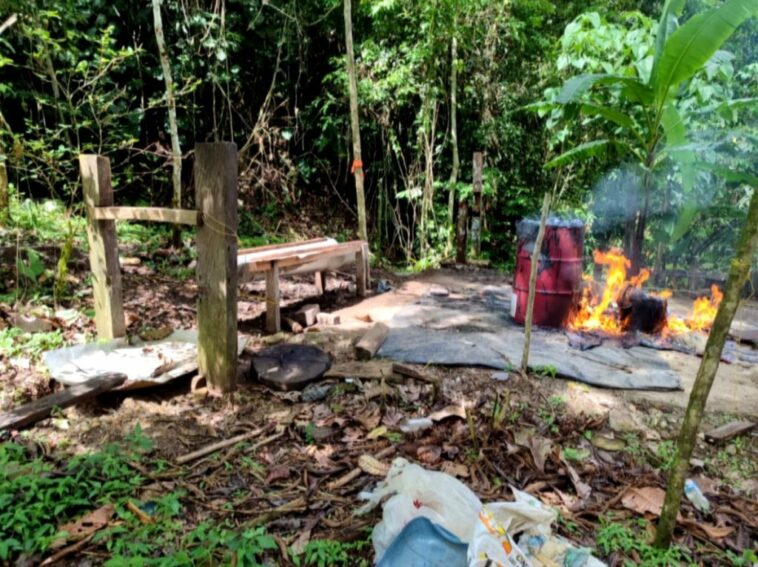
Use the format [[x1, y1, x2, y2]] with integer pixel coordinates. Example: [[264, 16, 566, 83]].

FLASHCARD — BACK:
[[0, 0, 756, 274]]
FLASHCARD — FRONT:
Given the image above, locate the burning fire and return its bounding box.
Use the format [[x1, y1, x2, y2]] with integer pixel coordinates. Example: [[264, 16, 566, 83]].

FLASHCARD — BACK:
[[569, 248, 722, 335]]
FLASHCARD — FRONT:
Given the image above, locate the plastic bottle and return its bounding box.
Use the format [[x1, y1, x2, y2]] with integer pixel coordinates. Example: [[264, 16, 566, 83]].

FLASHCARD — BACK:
[[684, 479, 710, 513]]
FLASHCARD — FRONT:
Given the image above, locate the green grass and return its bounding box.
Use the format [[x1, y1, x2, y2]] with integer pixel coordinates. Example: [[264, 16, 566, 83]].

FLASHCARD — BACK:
[[0, 327, 66, 360], [595, 518, 692, 566]]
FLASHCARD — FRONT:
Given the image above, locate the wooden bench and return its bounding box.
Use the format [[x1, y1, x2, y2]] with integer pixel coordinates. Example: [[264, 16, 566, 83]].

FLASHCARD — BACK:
[[237, 238, 370, 333]]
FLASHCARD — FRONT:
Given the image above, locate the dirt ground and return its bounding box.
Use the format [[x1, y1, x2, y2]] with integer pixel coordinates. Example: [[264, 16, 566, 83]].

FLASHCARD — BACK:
[[2, 262, 757, 564], [336, 268, 758, 417]]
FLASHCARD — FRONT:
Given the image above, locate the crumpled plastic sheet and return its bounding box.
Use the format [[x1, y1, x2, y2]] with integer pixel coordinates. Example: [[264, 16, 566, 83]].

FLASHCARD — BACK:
[[43, 330, 246, 390], [359, 457, 606, 567]]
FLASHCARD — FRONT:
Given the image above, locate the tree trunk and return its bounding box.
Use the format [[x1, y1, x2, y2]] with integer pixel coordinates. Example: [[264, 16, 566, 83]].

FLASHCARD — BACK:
[[152, 0, 183, 247], [447, 36, 459, 249], [521, 191, 552, 372], [343, 0, 368, 242], [655, 186, 758, 548], [0, 159, 7, 225]]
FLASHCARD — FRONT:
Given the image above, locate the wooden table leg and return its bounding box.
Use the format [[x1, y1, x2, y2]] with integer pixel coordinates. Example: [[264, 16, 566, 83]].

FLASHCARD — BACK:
[[266, 263, 281, 333], [314, 271, 326, 295], [357, 242, 369, 297]]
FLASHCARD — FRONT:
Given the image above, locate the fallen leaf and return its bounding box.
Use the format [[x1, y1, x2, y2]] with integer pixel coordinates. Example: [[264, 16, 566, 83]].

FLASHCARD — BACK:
[[417, 445, 442, 465], [428, 405, 466, 422], [560, 457, 591, 499], [591, 435, 626, 452], [382, 409, 404, 427], [621, 487, 665, 516], [290, 518, 318, 555], [529, 436, 553, 473], [682, 520, 734, 540], [355, 406, 381, 430], [358, 455, 390, 476], [356, 314, 373, 323], [51, 504, 114, 549], [139, 326, 173, 341], [367, 426, 387, 440], [266, 465, 291, 485], [441, 462, 470, 478]]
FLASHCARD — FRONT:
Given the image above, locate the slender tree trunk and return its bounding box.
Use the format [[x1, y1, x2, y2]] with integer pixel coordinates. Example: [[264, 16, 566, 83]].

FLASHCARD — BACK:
[[655, 186, 758, 548], [0, 158, 7, 224], [343, 0, 367, 242], [447, 36, 459, 250], [521, 191, 552, 372], [152, 0, 183, 247]]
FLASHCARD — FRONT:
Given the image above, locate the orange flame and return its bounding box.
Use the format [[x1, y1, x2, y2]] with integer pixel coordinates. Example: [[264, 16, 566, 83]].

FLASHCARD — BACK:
[[569, 249, 722, 335]]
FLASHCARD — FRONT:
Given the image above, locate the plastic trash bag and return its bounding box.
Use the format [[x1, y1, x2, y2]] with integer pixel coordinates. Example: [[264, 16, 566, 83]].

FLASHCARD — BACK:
[[360, 458, 607, 567], [358, 458, 481, 561]]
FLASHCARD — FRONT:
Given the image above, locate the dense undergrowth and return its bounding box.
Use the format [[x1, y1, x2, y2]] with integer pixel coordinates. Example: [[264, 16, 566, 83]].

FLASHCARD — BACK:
[[0, 427, 373, 566]]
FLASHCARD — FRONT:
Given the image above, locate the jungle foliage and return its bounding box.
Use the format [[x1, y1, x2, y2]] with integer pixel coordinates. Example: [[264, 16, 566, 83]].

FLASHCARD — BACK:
[[0, 0, 755, 274]]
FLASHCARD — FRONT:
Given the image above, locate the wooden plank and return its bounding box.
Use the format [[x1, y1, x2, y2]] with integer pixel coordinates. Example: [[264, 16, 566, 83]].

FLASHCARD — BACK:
[[314, 271, 326, 295], [92, 206, 200, 226], [195, 142, 238, 393], [237, 238, 339, 265], [266, 262, 281, 333], [237, 240, 362, 268], [238, 244, 362, 276], [705, 420, 756, 444], [356, 242, 369, 297], [355, 322, 389, 360], [237, 237, 330, 256], [325, 360, 397, 380], [0, 373, 127, 431], [80, 155, 126, 339]]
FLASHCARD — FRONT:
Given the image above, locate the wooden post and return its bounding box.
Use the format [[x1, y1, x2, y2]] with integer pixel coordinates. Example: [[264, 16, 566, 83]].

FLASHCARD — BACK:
[[356, 242, 369, 297], [266, 263, 281, 333], [456, 197, 468, 264], [314, 271, 326, 295], [471, 152, 483, 256], [80, 155, 126, 339], [195, 142, 238, 393]]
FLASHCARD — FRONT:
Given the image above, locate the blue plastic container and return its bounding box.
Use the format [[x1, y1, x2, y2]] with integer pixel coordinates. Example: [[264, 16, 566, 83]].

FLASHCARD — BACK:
[[377, 517, 468, 567]]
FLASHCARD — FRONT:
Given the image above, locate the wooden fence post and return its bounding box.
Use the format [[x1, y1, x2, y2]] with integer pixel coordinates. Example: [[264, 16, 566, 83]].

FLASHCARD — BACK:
[[471, 152, 483, 256], [195, 142, 238, 393], [456, 197, 468, 264], [80, 155, 126, 339]]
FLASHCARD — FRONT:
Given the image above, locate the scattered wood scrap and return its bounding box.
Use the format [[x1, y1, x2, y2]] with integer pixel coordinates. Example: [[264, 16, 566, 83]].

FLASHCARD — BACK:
[[325, 360, 398, 381], [0, 373, 127, 431], [176, 426, 267, 465], [705, 420, 756, 444], [355, 322, 389, 360]]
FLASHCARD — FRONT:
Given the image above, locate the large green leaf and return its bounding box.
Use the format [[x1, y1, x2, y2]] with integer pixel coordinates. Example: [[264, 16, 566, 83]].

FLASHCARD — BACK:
[[556, 74, 652, 105], [654, 0, 686, 67], [660, 103, 686, 146], [652, 0, 758, 106], [580, 103, 638, 132], [544, 139, 610, 170], [670, 198, 699, 242]]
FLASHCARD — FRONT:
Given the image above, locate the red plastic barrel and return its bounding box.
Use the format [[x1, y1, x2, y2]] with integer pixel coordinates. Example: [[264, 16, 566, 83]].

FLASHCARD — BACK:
[[512, 219, 584, 328]]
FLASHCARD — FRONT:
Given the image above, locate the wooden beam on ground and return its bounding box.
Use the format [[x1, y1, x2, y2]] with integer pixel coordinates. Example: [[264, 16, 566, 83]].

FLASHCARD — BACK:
[[92, 206, 200, 226], [355, 322, 389, 360], [195, 142, 238, 393], [80, 155, 126, 339], [357, 242, 369, 297], [266, 262, 281, 333], [705, 420, 756, 444], [0, 373, 127, 431]]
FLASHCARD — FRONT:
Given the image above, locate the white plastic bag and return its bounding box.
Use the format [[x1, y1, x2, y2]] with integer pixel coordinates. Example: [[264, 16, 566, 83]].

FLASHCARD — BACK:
[[358, 458, 482, 561], [360, 460, 607, 567]]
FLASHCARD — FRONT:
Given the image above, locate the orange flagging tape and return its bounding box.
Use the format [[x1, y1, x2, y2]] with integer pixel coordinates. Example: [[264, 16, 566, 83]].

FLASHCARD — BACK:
[[351, 159, 364, 173]]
